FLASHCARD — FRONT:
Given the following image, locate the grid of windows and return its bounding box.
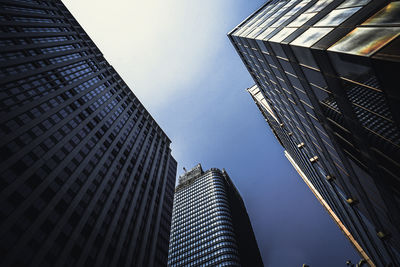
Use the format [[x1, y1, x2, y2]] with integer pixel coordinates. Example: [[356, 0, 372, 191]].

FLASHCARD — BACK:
[[168, 165, 263, 267], [229, 1, 400, 266], [0, 1, 177, 267], [168, 169, 241, 267]]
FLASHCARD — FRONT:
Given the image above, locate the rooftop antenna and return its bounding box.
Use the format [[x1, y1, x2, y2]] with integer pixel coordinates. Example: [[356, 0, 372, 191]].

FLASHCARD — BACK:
[[183, 167, 187, 173]]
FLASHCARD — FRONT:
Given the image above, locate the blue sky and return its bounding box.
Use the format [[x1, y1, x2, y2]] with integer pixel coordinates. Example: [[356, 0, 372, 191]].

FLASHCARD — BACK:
[[64, 0, 360, 265]]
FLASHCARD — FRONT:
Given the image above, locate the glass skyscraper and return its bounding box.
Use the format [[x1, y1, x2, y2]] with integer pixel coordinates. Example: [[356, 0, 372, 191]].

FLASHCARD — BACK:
[[0, 1, 176, 266], [168, 164, 263, 267], [229, 0, 400, 266]]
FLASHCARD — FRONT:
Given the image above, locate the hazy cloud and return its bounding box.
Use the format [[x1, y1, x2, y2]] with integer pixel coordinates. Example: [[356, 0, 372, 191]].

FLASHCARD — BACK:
[[64, 0, 233, 109]]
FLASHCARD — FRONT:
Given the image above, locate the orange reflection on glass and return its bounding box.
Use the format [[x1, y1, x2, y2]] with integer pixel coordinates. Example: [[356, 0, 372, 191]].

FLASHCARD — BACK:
[[362, 2, 400, 26], [359, 34, 396, 56], [328, 27, 400, 57]]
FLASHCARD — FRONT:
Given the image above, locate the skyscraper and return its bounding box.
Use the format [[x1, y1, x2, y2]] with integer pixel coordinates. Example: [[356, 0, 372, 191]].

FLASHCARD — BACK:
[[229, 0, 400, 266], [168, 164, 263, 267], [0, 1, 176, 266]]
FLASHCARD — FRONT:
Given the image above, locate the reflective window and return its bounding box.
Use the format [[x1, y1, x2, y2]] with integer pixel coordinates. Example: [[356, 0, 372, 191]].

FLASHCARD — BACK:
[[270, 27, 297, 43], [286, 0, 312, 16], [287, 12, 317, 27], [291, 27, 334, 47], [306, 0, 334, 13], [338, 0, 371, 8], [362, 2, 400, 26], [314, 7, 361, 27], [255, 28, 275, 40], [328, 27, 400, 56]]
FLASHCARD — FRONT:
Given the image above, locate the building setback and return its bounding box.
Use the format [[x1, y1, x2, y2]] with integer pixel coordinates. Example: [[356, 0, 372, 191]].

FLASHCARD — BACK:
[[229, 0, 400, 266], [0, 1, 177, 266], [168, 164, 263, 267]]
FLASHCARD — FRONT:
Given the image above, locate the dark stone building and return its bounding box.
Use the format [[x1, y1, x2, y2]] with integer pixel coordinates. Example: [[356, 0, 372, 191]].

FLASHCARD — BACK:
[[0, 0, 176, 266], [229, 0, 400, 266], [168, 164, 263, 267]]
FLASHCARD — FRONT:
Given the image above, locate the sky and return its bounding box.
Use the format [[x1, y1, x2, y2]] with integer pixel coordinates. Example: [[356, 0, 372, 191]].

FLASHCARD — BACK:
[[64, 0, 360, 266]]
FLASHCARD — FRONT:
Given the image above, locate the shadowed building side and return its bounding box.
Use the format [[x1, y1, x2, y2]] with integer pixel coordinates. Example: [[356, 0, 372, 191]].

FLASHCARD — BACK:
[[221, 168, 265, 267], [0, 1, 177, 266]]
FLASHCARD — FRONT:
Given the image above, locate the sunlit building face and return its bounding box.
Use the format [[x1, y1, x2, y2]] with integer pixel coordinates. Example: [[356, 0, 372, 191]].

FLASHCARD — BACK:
[[229, 1, 400, 266]]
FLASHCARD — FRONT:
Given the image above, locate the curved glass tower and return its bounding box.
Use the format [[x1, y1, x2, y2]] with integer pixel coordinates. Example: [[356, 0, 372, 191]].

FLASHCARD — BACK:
[[168, 164, 263, 267]]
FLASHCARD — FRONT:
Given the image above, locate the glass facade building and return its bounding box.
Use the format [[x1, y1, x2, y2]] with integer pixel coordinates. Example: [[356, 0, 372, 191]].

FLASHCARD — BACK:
[[168, 164, 263, 267], [0, 0, 177, 266], [229, 1, 400, 266]]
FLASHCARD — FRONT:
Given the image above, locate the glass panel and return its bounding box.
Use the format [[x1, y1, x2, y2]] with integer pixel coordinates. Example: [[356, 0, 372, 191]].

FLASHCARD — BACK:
[[291, 27, 334, 47], [268, 1, 293, 19], [286, 0, 312, 16], [255, 39, 269, 53], [287, 12, 317, 27], [257, 2, 286, 28], [292, 45, 319, 68], [329, 53, 378, 89], [235, 3, 273, 35], [302, 67, 328, 89], [328, 27, 400, 56], [240, 25, 260, 38], [271, 15, 292, 28], [247, 27, 264, 39], [338, 0, 371, 8], [362, 2, 400, 26], [255, 27, 275, 40], [314, 7, 361, 27], [269, 27, 297, 43], [306, 0, 334, 13]]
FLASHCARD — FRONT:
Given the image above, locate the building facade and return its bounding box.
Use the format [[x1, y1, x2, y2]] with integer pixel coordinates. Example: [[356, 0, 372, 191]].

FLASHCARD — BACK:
[[229, 0, 400, 266], [0, 1, 177, 266], [168, 164, 263, 267]]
